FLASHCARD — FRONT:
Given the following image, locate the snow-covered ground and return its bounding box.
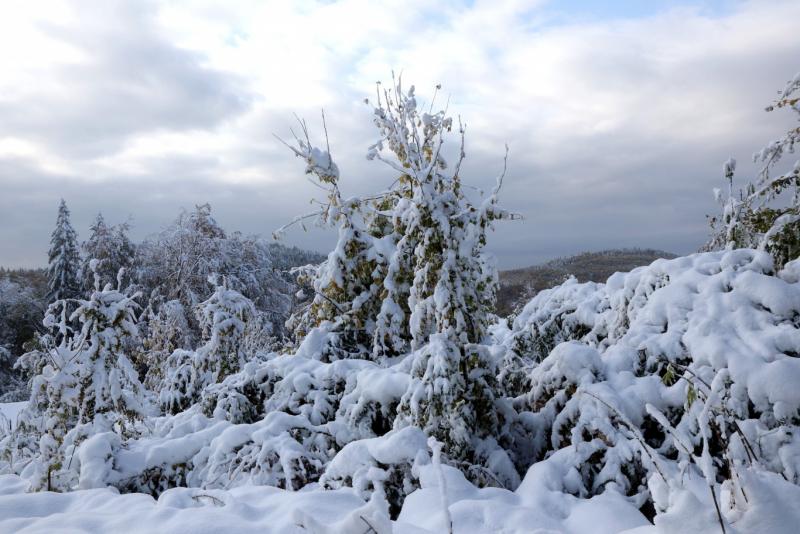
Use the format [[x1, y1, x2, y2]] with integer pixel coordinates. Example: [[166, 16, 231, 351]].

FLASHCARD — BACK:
[[0, 402, 26, 428], [0, 462, 797, 533]]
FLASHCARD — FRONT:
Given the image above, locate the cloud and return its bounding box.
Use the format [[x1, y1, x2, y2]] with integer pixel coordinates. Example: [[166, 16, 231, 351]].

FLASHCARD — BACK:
[[0, 0, 798, 269], [0, 0, 252, 158]]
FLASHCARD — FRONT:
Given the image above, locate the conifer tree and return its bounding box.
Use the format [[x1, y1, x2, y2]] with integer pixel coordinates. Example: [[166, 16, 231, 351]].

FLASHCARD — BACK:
[[46, 199, 80, 303], [81, 214, 111, 293], [81, 214, 135, 295], [21, 263, 146, 489]]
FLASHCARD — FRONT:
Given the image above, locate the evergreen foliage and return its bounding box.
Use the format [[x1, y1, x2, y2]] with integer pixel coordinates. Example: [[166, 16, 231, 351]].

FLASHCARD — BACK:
[[80, 214, 134, 295], [46, 200, 80, 304], [14, 263, 145, 490]]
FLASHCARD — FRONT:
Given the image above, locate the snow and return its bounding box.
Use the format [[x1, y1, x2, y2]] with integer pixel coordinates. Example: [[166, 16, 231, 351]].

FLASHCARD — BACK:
[[5, 249, 800, 532], [0, 401, 26, 426], [2, 465, 794, 533], [0, 469, 650, 533], [0, 474, 371, 534]]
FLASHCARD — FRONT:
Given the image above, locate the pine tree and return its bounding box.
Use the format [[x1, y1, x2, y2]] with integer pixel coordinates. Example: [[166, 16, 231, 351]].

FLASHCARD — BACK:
[[46, 199, 80, 303]]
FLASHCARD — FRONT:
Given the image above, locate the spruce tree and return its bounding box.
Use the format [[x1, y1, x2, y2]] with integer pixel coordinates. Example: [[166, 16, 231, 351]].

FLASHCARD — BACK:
[[46, 199, 80, 303]]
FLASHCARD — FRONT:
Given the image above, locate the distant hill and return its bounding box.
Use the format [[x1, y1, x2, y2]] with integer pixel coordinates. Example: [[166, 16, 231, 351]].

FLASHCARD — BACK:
[[496, 248, 678, 316]]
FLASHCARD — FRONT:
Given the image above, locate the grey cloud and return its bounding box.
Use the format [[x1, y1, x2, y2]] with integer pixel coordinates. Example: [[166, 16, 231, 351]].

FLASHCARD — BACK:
[[0, 0, 252, 158]]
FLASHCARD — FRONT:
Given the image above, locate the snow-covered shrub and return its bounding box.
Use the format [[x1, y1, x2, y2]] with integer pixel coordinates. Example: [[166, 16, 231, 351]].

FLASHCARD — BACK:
[[176, 356, 374, 491], [320, 427, 429, 518], [241, 311, 280, 357], [507, 277, 607, 365], [114, 352, 422, 504], [159, 280, 256, 414], [505, 249, 800, 519], [336, 363, 409, 442], [140, 299, 192, 389], [195, 278, 256, 380], [397, 336, 501, 466], [190, 411, 332, 491]]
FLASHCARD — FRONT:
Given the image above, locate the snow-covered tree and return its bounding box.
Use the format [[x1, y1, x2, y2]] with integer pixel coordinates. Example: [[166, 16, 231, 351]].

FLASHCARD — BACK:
[[369, 86, 509, 357], [706, 72, 800, 266], [280, 79, 514, 482], [195, 277, 256, 380], [134, 204, 292, 340], [139, 298, 192, 389], [135, 204, 226, 309], [17, 263, 146, 490], [80, 214, 134, 295], [0, 276, 44, 360], [278, 125, 385, 360], [46, 200, 80, 304], [396, 337, 502, 467], [159, 278, 256, 414], [283, 79, 513, 363]]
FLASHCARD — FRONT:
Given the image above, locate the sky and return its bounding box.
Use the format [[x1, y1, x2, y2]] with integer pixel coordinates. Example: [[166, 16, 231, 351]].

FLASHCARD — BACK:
[[0, 0, 798, 269]]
